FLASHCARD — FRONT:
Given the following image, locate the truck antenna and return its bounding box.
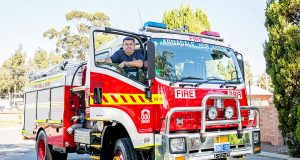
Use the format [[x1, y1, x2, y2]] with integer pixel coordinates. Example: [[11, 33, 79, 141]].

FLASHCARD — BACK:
[[138, 9, 143, 27]]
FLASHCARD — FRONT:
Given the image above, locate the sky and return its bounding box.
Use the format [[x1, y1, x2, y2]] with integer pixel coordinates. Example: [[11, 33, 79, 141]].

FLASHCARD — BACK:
[[0, 0, 268, 76]]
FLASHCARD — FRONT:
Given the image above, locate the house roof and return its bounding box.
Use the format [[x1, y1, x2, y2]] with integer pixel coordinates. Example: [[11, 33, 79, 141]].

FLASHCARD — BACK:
[[246, 86, 273, 96]]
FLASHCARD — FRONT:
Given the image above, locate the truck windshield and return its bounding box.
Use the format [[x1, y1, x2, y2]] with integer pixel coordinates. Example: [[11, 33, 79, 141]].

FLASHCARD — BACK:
[[152, 38, 243, 83]]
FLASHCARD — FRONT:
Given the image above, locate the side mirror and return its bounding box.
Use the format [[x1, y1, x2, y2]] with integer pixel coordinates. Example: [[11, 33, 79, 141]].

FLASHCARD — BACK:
[[147, 41, 155, 79], [235, 52, 245, 81], [145, 87, 152, 99]]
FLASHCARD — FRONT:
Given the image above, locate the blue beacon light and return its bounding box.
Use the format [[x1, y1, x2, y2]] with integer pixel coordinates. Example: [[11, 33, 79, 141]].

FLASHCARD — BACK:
[[143, 21, 167, 29]]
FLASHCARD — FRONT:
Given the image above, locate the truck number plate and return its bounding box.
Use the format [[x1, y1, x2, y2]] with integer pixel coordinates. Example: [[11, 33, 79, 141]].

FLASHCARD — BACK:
[[214, 142, 230, 152], [214, 152, 230, 159]]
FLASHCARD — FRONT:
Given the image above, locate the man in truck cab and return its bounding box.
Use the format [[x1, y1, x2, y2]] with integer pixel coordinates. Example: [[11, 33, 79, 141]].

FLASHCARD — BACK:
[[98, 36, 144, 80]]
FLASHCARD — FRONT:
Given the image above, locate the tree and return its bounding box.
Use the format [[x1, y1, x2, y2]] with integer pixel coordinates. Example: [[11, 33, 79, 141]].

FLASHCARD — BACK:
[[33, 48, 63, 70], [34, 48, 49, 69], [0, 45, 26, 97], [244, 60, 253, 86], [257, 73, 273, 92], [48, 52, 63, 65], [0, 67, 11, 98], [163, 4, 211, 34], [264, 0, 300, 157], [43, 10, 113, 60]]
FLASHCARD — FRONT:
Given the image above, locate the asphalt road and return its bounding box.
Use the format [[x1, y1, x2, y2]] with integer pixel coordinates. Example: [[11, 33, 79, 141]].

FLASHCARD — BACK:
[[0, 127, 283, 160]]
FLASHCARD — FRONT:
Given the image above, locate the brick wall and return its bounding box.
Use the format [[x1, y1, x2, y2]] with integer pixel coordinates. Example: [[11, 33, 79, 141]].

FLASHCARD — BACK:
[[258, 104, 284, 146]]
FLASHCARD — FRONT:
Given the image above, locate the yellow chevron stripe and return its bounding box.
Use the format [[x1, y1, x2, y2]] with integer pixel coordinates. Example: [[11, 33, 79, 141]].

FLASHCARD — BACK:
[[102, 94, 163, 105], [124, 94, 134, 103], [89, 93, 163, 105], [90, 95, 94, 105]]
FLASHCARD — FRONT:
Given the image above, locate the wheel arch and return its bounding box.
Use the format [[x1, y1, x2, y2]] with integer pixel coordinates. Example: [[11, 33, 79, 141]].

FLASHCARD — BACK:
[[35, 127, 46, 141]]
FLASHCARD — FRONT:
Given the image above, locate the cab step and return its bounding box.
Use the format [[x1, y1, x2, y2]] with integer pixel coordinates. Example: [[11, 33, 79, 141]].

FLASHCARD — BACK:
[[90, 144, 102, 149], [91, 132, 102, 137], [90, 155, 100, 160]]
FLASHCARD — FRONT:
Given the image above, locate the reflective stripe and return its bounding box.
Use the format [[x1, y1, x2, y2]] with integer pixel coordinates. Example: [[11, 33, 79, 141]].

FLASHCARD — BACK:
[[86, 118, 110, 121], [90, 93, 163, 105], [48, 120, 62, 124], [35, 119, 47, 123], [25, 75, 65, 87], [34, 119, 61, 124], [22, 130, 32, 134], [90, 93, 94, 105], [135, 143, 154, 149]]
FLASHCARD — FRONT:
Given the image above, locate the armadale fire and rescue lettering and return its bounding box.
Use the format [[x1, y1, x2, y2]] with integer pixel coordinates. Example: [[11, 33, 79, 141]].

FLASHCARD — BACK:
[[23, 22, 261, 160], [159, 39, 229, 53], [25, 75, 65, 89]]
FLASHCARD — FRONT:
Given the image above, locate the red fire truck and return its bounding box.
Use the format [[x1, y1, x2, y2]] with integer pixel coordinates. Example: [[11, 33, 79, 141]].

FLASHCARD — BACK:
[[23, 21, 261, 160]]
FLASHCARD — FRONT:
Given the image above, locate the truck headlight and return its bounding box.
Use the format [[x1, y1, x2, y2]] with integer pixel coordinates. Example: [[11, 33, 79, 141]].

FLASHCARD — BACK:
[[169, 137, 186, 154], [208, 107, 218, 120], [253, 131, 260, 144], [224, 106, 234, 119]]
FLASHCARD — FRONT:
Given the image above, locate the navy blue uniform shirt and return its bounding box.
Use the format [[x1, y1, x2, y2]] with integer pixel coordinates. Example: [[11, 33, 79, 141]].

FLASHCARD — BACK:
[[110, 49, 144, 80], [110, 49, 144, 63]]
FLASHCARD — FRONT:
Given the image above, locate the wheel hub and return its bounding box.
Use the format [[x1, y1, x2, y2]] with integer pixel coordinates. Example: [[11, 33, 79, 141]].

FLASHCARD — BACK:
[[113, 150, 124, 160], [38, 138, 45, 159]]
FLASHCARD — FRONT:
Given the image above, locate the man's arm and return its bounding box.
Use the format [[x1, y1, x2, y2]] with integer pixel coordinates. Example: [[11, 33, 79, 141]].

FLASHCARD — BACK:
[[124, 49, 144, 68], [124, 60, 143, 68]]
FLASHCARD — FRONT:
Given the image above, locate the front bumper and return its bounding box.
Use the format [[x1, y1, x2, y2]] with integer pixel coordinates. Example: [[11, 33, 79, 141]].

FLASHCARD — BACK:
[[155, 128, 261, 160], [154, 94, 261, 160]]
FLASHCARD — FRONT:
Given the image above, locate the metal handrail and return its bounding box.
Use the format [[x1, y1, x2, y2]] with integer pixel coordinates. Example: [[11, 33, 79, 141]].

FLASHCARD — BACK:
[[164, 94, 245, 135]]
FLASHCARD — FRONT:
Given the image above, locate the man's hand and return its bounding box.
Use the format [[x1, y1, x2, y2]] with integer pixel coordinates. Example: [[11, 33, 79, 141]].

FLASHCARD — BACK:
[[97, 58, 112, 63], [118, 61, 126, 68], [97, 59, 105, 63]]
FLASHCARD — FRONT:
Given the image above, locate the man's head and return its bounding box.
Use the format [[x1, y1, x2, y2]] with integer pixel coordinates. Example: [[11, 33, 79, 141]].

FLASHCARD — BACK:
[[123, 37, 135, 55]]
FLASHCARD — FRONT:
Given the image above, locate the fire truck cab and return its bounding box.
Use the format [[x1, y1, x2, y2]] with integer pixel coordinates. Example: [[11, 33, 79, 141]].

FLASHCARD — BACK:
[[23, 21, 261, 160]]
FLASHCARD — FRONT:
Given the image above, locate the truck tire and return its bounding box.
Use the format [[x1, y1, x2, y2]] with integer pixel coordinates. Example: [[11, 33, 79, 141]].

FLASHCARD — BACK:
[[36, 131, 67, 160], [36, 131, 52, 160], [113, 138, 141, 160]]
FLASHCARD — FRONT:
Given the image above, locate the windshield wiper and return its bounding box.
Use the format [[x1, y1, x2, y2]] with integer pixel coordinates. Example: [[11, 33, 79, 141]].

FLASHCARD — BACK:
[[169, 76, 204, 86], [193, 77, 224, 87], [219, 81, 240, 89], [219, 77, 242, 89]]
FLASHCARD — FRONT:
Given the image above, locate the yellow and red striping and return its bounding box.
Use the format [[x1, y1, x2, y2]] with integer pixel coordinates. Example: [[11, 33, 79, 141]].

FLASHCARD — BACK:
[[90, 93, 163, 105]]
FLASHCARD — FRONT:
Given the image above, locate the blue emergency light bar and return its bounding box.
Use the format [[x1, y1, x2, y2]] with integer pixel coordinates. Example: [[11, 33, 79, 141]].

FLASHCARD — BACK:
[[144, 21, 167, 29]]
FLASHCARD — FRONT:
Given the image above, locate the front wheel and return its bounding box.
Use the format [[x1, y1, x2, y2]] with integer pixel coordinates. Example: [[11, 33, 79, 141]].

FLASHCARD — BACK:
[[113, 138, 141, 160]]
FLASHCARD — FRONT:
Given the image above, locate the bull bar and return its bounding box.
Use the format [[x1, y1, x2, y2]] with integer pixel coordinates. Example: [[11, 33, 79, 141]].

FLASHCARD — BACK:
[[155, 94, 261, 160]]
